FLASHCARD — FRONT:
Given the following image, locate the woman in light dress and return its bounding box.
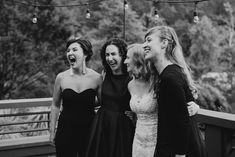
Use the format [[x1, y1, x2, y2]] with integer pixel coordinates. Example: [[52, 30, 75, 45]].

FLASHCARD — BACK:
[[124, 44, 200, 157]]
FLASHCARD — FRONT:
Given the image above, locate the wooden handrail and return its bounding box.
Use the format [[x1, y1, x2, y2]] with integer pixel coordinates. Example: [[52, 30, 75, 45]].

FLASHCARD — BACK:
[[197, 109, 235, 130], [0, 128, 49, 135], [0, 120, 50, 127], [0, 98, 52, 109], [0, 111, 50, 117]]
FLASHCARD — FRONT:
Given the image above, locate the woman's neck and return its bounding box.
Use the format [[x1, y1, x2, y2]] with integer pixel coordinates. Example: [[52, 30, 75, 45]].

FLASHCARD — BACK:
[[154, 58, 173, 75], [112, 69, 124, 75], [70, 66, 87, 76], [134, 77, 151, 91]]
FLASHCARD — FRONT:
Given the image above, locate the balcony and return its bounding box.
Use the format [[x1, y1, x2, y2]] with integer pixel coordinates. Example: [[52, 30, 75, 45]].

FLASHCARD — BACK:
[[0, 98, 235, 157]]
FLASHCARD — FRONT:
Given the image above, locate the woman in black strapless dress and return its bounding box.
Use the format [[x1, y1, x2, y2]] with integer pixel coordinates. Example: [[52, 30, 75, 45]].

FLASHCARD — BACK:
[[49, 38, 102, 157]]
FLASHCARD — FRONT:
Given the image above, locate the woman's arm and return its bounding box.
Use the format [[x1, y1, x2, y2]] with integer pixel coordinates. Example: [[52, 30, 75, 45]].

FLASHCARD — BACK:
[[49, 73, 62, 144], [94, 74, 103, 112], [161, 75, 189, 156], [97, 74, 103, 105]]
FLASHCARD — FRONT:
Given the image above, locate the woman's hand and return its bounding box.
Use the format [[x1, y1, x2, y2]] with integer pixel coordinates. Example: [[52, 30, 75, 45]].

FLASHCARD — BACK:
[[125, 111, 135, 120], [125, 111, 137, 126], [187, 101, 200, 116]]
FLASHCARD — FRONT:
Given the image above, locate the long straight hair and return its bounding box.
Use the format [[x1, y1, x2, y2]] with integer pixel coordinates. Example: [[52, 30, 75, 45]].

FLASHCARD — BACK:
[[145, 26, 197, 93]]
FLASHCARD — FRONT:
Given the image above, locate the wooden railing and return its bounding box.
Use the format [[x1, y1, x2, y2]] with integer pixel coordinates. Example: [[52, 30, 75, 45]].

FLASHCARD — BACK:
[[196, 109, 235, 157], [0, 98, 235, 157], [0, 98, 55, 157]]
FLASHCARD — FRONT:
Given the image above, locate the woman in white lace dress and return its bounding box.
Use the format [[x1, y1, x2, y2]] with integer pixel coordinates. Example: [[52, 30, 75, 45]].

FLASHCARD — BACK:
[[124, 44, 158, 157], [124, 44, 200, 157]]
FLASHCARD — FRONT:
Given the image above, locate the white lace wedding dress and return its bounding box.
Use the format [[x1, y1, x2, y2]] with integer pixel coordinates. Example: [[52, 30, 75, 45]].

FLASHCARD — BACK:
[[130, 91, 158, 157]]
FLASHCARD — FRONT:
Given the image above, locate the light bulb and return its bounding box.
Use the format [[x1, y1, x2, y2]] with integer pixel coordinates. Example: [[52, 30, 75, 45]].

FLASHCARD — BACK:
[[154, 10, 159, 20], [193, 11, 199, 23], [32, 14, 37, 24], [124, 0, 128, 9], [86, 9, 91, 19]]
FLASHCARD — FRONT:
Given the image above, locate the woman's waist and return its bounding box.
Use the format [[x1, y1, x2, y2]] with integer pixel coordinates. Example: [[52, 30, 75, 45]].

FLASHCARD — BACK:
[[59, 111, 94, 121], [101, 103, 130, 112], [61, 107, 95, 114], [134, 124, 158, 146], [136, 113, 158, 122]]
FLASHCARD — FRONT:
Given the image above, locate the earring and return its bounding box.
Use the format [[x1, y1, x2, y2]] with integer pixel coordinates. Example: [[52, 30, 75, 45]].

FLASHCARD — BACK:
[[82, 60, 87, 74], [70, 67, 74, 76]]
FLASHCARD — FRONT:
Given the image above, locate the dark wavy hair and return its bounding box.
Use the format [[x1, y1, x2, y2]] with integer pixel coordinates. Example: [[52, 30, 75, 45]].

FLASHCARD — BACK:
[[100, 38, 128, 75], [66, 38, 93, 62]]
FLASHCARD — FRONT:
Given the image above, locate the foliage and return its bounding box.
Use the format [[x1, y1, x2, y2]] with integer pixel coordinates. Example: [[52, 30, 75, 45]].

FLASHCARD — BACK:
[[197, 81, 233, 113], [200, 72, 235, 113], [0, 107, 49, 140]]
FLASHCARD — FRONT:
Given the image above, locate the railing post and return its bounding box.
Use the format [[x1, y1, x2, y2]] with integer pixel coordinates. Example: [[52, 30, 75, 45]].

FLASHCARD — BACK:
[[222, 130, 235, 157], [205, 125, 235, 157], [205, 125, 222, 157], [47, 112, 50, 131]]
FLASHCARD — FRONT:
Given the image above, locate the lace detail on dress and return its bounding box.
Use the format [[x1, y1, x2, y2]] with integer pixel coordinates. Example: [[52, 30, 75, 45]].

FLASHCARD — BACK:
[[130, 91, 158, 157]]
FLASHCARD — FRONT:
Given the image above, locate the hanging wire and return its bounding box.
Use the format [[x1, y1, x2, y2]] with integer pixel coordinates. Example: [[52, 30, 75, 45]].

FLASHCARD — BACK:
[[11, 0, 105, 7], [146, 0, 209, 4]]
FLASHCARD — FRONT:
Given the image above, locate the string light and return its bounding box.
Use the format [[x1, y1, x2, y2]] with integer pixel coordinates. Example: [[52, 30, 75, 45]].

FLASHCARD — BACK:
[[124, 0, 128, 9], [193, 11, 199, 23], [12, 0, 104, 7], [85, 2, 91, 19], [11, 0, 104, 22], [32, 0, 37, 24], [86, 9, 91, 19], [32, 13, 37, 24], [147, 0, 208, 24], [154, 9, 159, 20], [193, 2, 199, 23]]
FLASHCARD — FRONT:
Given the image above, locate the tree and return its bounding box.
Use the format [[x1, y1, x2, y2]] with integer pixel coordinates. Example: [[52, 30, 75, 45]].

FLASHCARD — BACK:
[[0, 0, 70, 99]]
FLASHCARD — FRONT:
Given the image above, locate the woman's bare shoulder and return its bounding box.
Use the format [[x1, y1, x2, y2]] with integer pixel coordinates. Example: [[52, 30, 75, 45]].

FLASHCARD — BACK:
[[56, 70, 69, 79], [87, 68, 102, 81]]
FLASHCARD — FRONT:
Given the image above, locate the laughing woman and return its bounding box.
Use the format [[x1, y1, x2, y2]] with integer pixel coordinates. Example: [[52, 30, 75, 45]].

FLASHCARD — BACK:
[[49, 38, 102, 157], [143, 26, 207, 157], [86, 38, 135, 157]]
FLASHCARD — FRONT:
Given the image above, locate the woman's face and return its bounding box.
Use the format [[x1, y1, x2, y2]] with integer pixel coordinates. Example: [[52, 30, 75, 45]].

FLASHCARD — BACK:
[[66, 43, 85, 68], [105, 45, 123, 74], [124, 50, 134, 73], [143, 32, 162, 61]]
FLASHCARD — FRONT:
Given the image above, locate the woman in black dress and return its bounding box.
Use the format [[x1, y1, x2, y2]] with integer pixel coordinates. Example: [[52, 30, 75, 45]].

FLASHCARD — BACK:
[[49, 38, 102, 157], [143, 26, 207, 157], [86, 38, 135, 157]]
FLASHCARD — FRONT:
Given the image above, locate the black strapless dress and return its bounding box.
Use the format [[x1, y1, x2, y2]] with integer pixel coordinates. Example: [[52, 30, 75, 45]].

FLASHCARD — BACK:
[[55, 88, 96, 157]]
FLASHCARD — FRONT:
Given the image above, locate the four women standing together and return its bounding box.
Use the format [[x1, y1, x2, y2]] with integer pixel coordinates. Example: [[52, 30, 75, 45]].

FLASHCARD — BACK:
[[50, 25, 206, 157]]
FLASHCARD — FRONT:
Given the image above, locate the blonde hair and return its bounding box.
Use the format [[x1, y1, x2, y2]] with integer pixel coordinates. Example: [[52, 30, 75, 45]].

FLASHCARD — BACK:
[[127, 43, 158, 92], [145, 26, 197, 92]]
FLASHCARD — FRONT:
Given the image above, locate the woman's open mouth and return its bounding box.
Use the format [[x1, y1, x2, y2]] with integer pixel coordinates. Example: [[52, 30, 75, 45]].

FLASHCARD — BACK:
[[68, 55, 76, 63], [144, 47, 150, 54]]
